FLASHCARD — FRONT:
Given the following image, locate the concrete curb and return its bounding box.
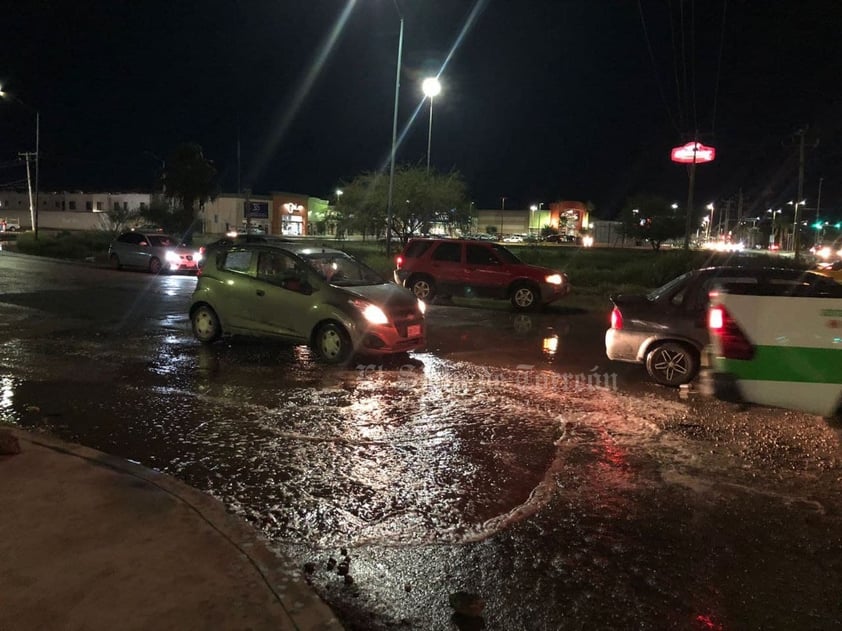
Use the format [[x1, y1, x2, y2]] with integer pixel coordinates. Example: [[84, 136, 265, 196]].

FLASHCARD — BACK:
[[4, 427, 343, 631]]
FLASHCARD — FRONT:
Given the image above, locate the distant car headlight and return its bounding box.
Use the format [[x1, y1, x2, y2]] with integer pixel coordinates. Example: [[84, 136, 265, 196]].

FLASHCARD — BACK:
[[545, 273, 564, 285], [417, 299, 426, 315], [165, 251, 181, 263], [351, 299, 389, 325]]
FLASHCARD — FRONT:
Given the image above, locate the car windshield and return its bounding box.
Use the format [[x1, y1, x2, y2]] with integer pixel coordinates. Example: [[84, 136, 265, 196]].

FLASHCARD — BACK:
[[646, 271, 692, 301], [488, 243, 521, 264], [148, 235, 178, 247], [303, 252, 386, 286]]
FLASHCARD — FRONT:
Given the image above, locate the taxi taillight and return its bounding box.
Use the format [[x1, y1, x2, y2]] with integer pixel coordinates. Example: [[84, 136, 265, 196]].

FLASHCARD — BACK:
[[708, 305, 754, 360]]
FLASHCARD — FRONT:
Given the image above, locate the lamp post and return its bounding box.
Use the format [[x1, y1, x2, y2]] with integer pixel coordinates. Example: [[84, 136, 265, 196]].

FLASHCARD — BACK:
[[767, 208, 781, 249], [788, 199, 805, 251], [385, 14, 404, 258], [706, 203, 715, 241], [0, 87, 39, 240], [421, 77, 441, 173]]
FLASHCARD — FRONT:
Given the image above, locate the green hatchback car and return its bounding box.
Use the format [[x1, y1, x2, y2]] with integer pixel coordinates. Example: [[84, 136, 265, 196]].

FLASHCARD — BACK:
[[189, 242, 426, 363]]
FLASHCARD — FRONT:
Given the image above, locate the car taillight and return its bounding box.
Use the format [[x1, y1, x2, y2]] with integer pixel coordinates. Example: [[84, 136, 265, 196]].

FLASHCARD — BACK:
[[610, 306, 623, 330], [396, 255, 404, 269], [708, 305, 754, 360]]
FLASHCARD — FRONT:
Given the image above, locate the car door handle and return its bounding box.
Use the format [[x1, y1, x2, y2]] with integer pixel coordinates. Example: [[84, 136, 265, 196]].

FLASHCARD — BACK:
[[256, 289, 265, 296]]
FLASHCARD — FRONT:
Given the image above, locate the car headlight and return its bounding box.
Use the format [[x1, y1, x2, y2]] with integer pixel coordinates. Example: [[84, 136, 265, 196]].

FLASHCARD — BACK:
[[417, 299, 426, 315], [351, 299, 389, 325], [545, 273, 564, 285], [165, 251, 181, 263]]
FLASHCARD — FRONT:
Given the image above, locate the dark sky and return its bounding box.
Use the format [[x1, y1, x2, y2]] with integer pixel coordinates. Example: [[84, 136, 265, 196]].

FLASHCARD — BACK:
[[2, 0, 841, 219]]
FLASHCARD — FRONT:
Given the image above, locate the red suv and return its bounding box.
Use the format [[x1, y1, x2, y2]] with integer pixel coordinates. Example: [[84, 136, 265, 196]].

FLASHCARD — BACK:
[[394, 238, 570, 310]]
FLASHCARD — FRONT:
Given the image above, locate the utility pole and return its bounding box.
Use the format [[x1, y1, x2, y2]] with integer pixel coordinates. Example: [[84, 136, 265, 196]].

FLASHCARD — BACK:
[[500, 196, 507, 236], [722, 198, 731, 237], [19, 152, 36, 237], [793, 128, 807, 259]]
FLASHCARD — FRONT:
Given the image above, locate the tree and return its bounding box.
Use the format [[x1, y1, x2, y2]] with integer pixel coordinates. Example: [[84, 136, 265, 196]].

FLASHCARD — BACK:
[[619, 194, 685, 251], [163, 143, 218, 227], [103, 205, 141, 237], [337, 166, 471, 244]]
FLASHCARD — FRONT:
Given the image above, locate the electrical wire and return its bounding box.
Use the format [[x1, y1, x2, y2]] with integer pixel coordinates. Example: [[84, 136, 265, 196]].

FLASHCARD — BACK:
[[710, 0, 729, 134], [667, 0, 686, 132], [637, 0, 681, 134], [690, 0, 698, 134]]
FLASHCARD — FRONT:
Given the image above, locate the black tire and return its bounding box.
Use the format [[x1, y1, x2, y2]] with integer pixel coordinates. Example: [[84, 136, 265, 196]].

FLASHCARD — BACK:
[[149, 257, 163, 274], [191, 305, 222, 343], [409, 275, 436, 301], [645, 341, 699, 386], [109, 254, 122, 270], [313, 322, 353, 364], [510, 282, 540, 311]]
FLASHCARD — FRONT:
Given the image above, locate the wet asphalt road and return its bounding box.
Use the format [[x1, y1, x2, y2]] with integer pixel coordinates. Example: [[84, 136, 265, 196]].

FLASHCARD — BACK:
[[1, 251, 841, 630]]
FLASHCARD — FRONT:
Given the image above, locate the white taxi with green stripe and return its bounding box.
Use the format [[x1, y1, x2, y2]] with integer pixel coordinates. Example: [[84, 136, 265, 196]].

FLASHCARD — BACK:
[[708, 289, 842, 417]]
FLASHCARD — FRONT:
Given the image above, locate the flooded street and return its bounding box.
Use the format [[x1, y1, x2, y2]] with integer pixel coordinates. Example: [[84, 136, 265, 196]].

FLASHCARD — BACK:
[[2, 252, 841, 629]]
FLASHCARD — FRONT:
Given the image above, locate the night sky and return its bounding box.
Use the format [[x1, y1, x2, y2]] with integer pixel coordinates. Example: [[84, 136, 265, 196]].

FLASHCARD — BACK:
[[3, 0, 842, 220]]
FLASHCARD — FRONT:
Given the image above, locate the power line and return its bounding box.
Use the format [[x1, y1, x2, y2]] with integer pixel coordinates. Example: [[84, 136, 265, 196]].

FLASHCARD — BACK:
[[637, 0, 682, 134], [710, 0, 729, 133], [668, 0, 686, 131]]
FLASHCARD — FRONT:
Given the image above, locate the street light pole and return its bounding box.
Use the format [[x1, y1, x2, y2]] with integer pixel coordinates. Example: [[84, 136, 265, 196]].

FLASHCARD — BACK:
[[385, 16, 404, 259], [1, 88, 40, 239], [421, 77, 441, 173]]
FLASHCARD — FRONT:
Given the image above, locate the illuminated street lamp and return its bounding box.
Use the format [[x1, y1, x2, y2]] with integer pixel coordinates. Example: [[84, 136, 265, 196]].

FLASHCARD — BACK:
[[421, 77, 441, 172]]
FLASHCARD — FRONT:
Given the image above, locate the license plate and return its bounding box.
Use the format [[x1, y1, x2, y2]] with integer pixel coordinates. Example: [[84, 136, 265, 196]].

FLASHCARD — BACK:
[[407, 324, 422, 337]]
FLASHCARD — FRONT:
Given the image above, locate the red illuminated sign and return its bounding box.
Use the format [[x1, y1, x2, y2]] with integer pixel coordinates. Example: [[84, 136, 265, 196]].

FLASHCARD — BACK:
[[670, 142, 716, 164]]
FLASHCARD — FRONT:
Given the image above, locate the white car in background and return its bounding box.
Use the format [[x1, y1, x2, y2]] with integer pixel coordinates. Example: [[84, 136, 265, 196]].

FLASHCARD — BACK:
[[108, 231, 202, 274]]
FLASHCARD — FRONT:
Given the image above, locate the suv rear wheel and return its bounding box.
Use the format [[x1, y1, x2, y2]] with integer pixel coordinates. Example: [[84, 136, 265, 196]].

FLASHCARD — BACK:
[[645, 341, 698, 386], [510, 282, 540, 311], [409, 275, 436, 301]]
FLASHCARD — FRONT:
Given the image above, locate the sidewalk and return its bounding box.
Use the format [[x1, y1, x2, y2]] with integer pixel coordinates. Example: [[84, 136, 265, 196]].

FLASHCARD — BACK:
[[0, 428, 342, 631]]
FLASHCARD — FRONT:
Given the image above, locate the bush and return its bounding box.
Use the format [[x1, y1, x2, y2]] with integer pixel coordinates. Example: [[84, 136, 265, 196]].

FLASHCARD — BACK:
[[15, 231, 113, 261]]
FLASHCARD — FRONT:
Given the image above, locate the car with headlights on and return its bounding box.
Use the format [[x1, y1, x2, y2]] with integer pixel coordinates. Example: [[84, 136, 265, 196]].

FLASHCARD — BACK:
[[393, 238, 570, 310], [605, 265, 841, 386], [108, 231, 201, 274], [190, 242, 425, 364]]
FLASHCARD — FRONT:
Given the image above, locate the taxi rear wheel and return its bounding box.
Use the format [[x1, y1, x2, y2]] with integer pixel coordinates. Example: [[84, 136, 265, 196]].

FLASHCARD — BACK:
[[313, 322, 353, 364], [646, 341, 698, 386]]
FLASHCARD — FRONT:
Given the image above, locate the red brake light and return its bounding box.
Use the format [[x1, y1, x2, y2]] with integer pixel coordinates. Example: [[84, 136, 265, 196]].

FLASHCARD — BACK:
[[610, 307, 623, 330], [396, 255, 404, 269], [708, 305, 754, 360]]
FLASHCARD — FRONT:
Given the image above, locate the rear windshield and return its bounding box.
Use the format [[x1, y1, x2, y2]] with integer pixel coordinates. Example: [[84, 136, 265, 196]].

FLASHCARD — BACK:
[[404, 240, 435, 259], [304, 252, 386, 286], [148, 235, 178, 247]]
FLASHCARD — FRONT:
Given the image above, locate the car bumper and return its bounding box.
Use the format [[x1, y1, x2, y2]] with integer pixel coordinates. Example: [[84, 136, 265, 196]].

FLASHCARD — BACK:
[[604, 328, 649, 363], [393, 270, 410, 286], [539, 282, 571, 303], [356, 320, 425, 355]]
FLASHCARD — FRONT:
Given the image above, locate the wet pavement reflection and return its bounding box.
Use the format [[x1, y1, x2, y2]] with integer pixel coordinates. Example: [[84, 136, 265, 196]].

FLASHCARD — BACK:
[[1, 255, 841, 629]]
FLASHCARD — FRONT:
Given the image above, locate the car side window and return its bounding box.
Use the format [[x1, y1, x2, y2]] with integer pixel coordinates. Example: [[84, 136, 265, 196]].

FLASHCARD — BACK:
[[257, 250, 299, 287], [466, 244, 499, 265], [222, 250, 253, 274], [431, 242, 461, 263]]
